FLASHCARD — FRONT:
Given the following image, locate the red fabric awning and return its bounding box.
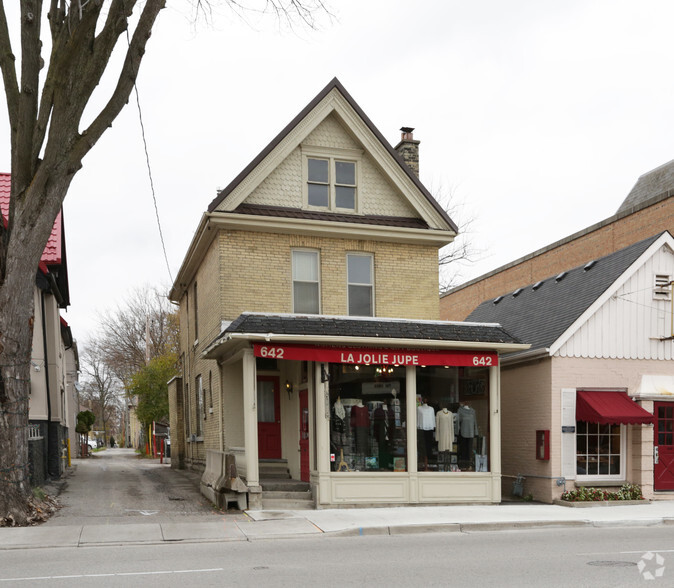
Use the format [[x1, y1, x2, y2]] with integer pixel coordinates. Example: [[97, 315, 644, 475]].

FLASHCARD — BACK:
[[576, 390, 654, 425]]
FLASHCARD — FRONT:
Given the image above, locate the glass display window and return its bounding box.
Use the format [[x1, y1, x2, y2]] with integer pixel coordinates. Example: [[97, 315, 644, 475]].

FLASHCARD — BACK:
[[576, 421, 623, 477], [416, 366, 490, 472], [328, 363, 407, 472]]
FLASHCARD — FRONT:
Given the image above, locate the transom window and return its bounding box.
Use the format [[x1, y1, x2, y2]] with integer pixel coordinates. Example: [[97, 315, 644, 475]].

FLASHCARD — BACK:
[[292, 250, 320, 314], [307, 157, 357, 211], [576, 421, 623, 477], [347, 253, 374, 316]]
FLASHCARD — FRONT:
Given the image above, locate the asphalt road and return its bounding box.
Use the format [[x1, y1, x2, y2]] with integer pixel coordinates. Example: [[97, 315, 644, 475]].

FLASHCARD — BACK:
[[44, 448, 233, 525], [1, 525, 672, 586]]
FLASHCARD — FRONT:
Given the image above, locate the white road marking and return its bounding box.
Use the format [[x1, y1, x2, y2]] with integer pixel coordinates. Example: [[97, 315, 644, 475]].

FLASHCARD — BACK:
[[0, 568, 224, 582], [582, 549, 674, 556]]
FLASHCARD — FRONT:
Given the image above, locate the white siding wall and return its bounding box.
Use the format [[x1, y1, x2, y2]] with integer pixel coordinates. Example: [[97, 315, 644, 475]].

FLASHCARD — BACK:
[[557, 243, 674, 360]]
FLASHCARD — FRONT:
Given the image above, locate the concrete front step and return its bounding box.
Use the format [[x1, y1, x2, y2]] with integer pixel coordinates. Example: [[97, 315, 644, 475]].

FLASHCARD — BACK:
[[259, 479, 310, 492], [262, 490, 313, 500], [260, 497, 315, 510], [259, 471, 291, 479]]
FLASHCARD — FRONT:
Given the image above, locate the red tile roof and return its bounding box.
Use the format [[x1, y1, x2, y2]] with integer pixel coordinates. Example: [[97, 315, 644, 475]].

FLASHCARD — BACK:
[[0, 172, 62, 265]]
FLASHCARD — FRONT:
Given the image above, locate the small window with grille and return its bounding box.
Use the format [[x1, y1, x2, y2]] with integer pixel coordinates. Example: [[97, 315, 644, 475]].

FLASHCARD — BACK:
[[654, 274, 671, 301]]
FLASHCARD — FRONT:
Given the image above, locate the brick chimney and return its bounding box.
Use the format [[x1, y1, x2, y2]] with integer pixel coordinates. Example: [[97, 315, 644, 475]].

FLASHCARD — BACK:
[[394, 127, 420, 177]]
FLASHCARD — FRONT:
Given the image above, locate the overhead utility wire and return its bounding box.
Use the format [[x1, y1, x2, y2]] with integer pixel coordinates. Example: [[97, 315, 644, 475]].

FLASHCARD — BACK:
[[126, 29, 174, 285]]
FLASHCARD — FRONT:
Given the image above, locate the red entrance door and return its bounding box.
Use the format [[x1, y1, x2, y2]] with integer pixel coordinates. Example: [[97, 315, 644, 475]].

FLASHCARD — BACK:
[[654, 402, 674, 491], [257, 376, 281, 459], [299, 389, 310, 482]]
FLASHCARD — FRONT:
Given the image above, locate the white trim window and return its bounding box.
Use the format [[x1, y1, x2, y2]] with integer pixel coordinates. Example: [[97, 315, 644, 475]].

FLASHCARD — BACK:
[[347, 253, 374, 316], [576, 421, 625, 480], [292, 249, 320, 314], [302, 146, 361, 212]]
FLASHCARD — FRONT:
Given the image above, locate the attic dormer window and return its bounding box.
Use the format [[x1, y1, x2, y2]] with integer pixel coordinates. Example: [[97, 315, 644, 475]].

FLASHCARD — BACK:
[[303, 146, 362, 213], [307, 157, 356, 210]]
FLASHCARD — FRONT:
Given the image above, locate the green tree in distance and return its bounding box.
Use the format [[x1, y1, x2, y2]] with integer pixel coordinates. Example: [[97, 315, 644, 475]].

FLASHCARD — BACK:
[[128, 352, 177, 431]]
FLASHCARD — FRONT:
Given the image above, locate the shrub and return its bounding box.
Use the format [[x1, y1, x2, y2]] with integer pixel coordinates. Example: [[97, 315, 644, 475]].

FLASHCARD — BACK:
[[561, 483, 644, 501]]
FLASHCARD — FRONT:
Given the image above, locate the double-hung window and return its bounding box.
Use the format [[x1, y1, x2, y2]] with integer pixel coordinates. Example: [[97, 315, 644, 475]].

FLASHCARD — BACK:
[[292, 250, 320, 314], [347, 253, 374, 316], [304, 147, 360, 212]]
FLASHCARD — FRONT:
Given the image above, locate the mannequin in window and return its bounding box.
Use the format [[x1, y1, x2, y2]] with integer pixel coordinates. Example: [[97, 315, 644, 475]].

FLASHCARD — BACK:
[[374, 403, 394, 469], [417, 398, 435, 470], [435, 407, 455, 453], [350, 399, 370, 456], [331, 396, 346, 450], [457, 401, 478, 467]]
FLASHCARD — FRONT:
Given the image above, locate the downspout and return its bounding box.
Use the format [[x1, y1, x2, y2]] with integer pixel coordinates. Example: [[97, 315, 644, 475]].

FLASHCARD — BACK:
[[41, 290, 53, 478]]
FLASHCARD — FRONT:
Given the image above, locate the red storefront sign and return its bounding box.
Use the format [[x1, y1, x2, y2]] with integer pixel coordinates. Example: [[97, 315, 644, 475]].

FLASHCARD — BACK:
[[253, 343, 498, 367]]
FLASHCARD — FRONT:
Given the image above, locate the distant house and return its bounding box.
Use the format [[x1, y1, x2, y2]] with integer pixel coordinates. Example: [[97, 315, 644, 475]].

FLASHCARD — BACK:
[[467, 232, 674, 502], [168, 79, 526, 510], [0, 173, 78, 485], [441, 159, 674, 321]]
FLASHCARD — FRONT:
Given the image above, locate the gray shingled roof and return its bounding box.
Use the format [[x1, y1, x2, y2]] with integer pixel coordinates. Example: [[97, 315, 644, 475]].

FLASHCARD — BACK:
[[207, 313, 521, 352], [466, 233, 664, 356], [618, 160, 674, 213]]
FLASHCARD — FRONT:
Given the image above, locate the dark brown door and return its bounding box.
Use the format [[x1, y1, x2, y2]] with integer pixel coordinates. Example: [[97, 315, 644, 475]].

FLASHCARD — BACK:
[[257, 376, 281, 459], [655, 402, 674, 491], [299, 389, 310, 482]]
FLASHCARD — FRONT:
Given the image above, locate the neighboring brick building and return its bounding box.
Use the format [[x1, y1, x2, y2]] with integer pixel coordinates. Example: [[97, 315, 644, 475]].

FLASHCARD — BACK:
[[467, 232, 674, 502], [168, 79, 526, 510], [440, 160, 674, 321]]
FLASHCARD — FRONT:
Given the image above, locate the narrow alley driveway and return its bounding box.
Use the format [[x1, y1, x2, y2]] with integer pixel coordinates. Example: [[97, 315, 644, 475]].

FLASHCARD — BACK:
[[45, 448, 229, 526]]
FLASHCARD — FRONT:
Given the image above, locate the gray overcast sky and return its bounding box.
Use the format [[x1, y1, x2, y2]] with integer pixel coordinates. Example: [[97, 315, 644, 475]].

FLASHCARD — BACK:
[[2, 0, 674, 342]]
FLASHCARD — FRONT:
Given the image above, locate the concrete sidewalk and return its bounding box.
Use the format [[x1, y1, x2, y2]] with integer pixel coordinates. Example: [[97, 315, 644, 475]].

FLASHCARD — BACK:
[[1, 500, 673, 549]]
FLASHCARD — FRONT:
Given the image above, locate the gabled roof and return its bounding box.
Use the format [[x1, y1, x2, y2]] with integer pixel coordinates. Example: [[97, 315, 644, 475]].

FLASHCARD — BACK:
[[618, 159, 674, 213], [202, 312, 525, 359], [0, 172, 63, 265], [1, 172, 69, 307], [207, 78, 458, 233], [466, 233, 668, 357]]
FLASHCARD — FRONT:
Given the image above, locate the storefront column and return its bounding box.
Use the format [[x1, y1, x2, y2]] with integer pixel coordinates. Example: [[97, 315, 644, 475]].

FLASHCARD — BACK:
[[242, 348, 260, 491], [489, 365, 501, 499], [314, 363, 330, 474], [406, 365, 418, 473]]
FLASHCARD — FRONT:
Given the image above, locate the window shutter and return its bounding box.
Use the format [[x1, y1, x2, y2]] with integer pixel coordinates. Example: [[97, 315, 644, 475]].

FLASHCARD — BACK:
[[561, 388, 576, 479]]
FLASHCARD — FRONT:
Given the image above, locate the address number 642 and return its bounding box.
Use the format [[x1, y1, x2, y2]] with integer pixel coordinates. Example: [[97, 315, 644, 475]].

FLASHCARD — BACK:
[[472, 356, 493, 366]]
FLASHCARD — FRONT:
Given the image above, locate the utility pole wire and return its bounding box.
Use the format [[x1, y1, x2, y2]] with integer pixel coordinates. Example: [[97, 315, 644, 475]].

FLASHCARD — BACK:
[[126, 29, 174, 285]]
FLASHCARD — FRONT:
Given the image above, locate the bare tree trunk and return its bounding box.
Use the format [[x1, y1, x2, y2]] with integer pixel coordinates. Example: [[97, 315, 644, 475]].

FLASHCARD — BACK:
[[0, 270, 34, 523], [0, 0, 166, 525]]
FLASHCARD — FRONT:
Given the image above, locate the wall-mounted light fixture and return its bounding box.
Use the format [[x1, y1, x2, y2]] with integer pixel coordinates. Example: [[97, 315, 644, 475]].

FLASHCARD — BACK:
[[285, 380, 293, 399]]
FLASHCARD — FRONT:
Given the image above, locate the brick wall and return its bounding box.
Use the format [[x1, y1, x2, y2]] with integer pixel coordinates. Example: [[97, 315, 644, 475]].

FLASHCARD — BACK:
[[167, 377, 184, 469], [500, 359, 554, 502], [441, 195, 674, 320], [216, 229, 440, 320]]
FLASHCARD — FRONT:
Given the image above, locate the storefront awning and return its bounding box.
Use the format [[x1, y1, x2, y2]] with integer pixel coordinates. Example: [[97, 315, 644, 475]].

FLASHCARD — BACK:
[[576, 390, 655, 425]]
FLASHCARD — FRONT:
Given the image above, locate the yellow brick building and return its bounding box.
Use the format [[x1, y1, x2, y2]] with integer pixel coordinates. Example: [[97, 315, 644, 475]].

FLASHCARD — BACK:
[[169, 79, 525, 509]]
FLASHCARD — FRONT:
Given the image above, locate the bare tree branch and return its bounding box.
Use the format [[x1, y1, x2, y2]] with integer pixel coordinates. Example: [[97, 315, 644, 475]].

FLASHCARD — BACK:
[[70, 0, 165, 167], [0, 1, 19, 127], [433, 183, 484, 293]]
